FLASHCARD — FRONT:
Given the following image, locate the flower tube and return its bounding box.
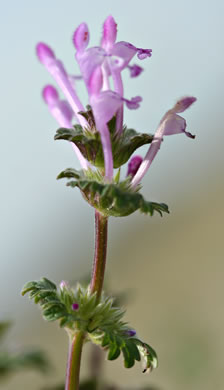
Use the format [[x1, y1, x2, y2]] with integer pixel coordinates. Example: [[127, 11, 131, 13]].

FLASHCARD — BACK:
[[42, 85, 89, 170], [36, 43, 87, 128]]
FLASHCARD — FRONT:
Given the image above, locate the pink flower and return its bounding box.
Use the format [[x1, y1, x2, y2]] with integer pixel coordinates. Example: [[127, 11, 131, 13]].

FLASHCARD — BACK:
[[131, 97, 197, 188], [42, 85, 89, 170], [37, 16, 196, 186]]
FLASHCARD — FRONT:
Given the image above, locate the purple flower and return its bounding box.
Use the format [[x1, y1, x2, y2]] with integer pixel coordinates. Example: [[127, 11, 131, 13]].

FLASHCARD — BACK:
[[137, 48, 152, 60], [36, 43, 87, 128], [59, 280, 69, 290], [72, 302, 79, 311], [125, 329, 136, 337], [127, 64, 144, 78], [37, 16, 196, 186], [42, 85, 89, 170], [131, 97, 197, 188], [127, 155, 143, 177]]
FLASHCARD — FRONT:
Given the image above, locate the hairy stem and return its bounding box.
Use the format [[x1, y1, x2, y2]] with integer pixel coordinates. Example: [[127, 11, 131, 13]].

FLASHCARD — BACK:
[[90, 210, 108, 299], [65, 210, 108, 389], [65, 331, 85, 390]]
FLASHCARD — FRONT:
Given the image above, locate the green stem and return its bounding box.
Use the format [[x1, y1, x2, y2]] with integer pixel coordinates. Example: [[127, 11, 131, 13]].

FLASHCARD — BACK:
[[65, 331, 85, 390], [90, 210, 108, 300]]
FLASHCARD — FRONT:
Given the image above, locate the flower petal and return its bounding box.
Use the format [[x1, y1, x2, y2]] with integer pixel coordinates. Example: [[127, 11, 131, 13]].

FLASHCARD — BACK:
[[111, 41, 137, 70], [131, 98, 196, 187], [42, 85, 59, 106], [95, 122, 114, 181], [127, 64, 144, 78], [90, 90, 123, 180], [36, 42, 55, 65], [76, 46, 106, 88], [90, 90, 123, 124], [36, 42, 87, 127], [173, 96, 197, 113], [73, 23, 89, 52], [111, 42, 152, 70], [101, 15, 117, 50], [42, 85, 89, 170], [127, 155, 143, 177], [88, 66, 103, 95], [161, 113, 195, 138], [137, 48, 152, 60], [124, 96, 142, 110]]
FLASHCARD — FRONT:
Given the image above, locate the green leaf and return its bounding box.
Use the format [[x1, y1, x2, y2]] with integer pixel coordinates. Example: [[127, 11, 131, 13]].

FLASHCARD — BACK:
[[54, 115, 153, 169], [57, 171, 169, 218], [21, 278, 76, 328], [111, 128, 153, 168], [54, 126, 105, 168], [92, 326, 157, 373], [22, 280, 126, 336], [107, 343, 121, 360], [132, 339, 158, 373]]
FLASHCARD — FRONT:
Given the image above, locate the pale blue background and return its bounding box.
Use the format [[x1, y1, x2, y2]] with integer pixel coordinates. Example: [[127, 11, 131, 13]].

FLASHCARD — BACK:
[[1, 1, 224, 389]]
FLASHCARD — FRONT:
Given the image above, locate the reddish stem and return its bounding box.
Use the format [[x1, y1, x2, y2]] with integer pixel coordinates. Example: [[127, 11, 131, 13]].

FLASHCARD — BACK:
[[90, 210, 108, 300]]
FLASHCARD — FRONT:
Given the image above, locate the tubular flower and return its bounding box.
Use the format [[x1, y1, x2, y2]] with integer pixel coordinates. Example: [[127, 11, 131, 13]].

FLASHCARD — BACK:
[[37, 15, 151, 180], [131, 97, 196, 188], [37, 16, 196, 217], [42, 85, 89, 170]]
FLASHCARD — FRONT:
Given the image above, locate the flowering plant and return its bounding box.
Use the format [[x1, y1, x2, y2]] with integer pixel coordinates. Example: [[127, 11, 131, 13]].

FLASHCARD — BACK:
[[22, 16, 196, 390]]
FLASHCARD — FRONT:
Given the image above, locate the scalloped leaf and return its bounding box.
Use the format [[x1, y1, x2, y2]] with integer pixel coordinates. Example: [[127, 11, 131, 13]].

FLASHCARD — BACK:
[[92, 327, 157, 372], [22, 279, 125, 334], [112, 128, 153, 168], [57, 169, 169, 218], [21, 278, 76, 328], [54, 125, 153, 169]]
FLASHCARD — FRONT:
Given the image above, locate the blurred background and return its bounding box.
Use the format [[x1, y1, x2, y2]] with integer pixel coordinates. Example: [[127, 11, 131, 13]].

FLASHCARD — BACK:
[[1, 0, 224, 389]]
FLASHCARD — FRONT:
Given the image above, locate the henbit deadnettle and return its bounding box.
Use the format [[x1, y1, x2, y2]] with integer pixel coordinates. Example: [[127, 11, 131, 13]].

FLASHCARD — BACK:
[[23, 16, 197, 388], [36, 15, 196, 188]]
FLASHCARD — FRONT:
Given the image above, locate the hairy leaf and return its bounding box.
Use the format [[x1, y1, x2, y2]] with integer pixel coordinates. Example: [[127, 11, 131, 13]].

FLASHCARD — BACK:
[[54, 124, 153, 169], [57, 169, 169, 218]]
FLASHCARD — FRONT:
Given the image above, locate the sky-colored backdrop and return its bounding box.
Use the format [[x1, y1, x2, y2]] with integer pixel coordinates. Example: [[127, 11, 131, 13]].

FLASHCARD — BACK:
[[1, 1, 224, 389]]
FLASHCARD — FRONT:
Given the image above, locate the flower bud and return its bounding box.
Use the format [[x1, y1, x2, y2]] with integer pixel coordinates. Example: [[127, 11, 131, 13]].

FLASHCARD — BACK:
[[125, 329, 136, 337], [127, 155, 143, 177], [72, 302, 79, 311]]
